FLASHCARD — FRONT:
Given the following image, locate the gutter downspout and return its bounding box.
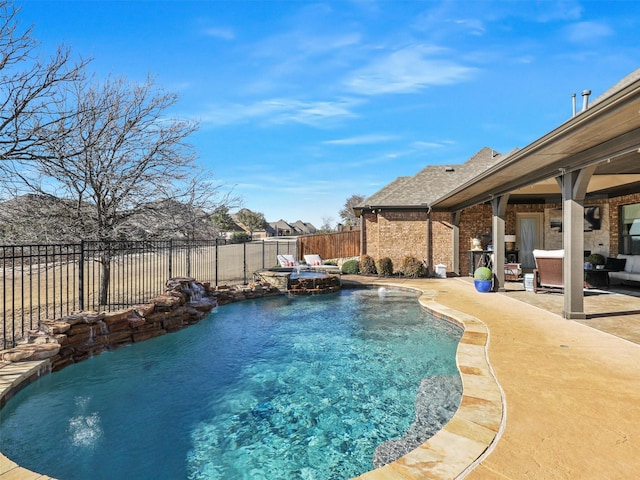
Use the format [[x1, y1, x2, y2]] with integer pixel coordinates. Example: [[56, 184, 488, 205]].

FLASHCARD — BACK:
[[424, 204, 432, 276], [360, 215, 365, 258]]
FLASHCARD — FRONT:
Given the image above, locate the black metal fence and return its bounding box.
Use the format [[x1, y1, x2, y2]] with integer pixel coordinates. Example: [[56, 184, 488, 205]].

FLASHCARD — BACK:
[[1, 239, 297, 349]]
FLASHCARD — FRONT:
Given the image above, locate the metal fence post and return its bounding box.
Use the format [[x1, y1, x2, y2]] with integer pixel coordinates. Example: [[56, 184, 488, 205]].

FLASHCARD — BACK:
[[78, 241, 85, 311], [168, 239, 173, 279], [215, 240, 219, 286], [243, 241, 247, 284]]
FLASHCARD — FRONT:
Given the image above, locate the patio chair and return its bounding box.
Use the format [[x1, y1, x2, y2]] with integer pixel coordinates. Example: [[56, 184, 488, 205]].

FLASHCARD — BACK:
[[277, 254, 308, 270], [532, 249, 564, 292], [504, 263, 522, 281], [489, 253, 522, 281], [303, 254, 340, 272]]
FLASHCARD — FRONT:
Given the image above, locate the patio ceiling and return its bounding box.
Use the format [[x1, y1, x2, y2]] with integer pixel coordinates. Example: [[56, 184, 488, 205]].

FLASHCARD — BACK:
[[431, 71, 640, 211]]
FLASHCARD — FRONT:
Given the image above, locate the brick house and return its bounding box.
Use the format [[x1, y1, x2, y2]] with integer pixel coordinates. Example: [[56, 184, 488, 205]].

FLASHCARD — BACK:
[[355, 68, 640, 319], [355, 147, 508, 276]]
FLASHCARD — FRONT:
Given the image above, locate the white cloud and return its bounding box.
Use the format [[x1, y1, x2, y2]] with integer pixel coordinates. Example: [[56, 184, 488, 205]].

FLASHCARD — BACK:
[[249, 31, 362, 68], [535, 1, 583, 22], [564, 21, 613, 44], [199, 97, 363, 128], [411, 140, 451, 150], [203, 27, 235, 40], [324, 134, 398, 145], [453, 18, 486, 36], [344, 44, 475, 95]]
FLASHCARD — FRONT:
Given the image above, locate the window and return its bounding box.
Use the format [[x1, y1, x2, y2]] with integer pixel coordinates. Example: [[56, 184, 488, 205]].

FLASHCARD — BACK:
[[620, 203, 640, 254]]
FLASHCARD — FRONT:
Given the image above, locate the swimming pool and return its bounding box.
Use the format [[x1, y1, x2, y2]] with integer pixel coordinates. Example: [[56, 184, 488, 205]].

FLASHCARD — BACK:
[[0, 288, 462, 479]]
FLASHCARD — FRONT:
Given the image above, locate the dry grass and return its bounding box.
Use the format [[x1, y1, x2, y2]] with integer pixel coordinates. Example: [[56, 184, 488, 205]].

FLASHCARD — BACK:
[[0, 243, 286, 347]]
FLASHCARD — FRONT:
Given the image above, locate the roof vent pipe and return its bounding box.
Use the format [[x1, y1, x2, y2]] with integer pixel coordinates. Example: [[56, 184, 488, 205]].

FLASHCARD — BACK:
[[572, 93, 577, 117], [581, 89, 591, 112]]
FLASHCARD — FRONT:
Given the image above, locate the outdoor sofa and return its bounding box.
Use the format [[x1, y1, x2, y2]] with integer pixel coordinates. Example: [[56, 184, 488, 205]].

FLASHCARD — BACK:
[[608, 254, 638, 284]]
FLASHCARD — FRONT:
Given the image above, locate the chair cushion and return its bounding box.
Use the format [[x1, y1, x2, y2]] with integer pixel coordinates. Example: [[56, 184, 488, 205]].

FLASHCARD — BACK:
[[533, 249, 564, 258]]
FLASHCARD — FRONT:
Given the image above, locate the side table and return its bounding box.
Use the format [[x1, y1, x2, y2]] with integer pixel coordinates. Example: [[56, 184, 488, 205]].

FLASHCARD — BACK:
[[584, 268, 614, 288]]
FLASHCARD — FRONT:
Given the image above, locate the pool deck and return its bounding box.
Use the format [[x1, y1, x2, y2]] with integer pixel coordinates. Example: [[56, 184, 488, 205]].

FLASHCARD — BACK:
[[2, 276, 640, 479]]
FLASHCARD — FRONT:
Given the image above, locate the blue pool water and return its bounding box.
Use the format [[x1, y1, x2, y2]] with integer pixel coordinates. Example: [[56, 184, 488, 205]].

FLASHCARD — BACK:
[[0, 289, 462, 480]]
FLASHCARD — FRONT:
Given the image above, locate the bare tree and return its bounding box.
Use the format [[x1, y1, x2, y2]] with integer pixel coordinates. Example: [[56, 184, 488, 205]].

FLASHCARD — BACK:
[[15, 74, 199, 239], [139, 170, 239, 241], [0, 1, 86, 166], [319, 216, 335, 233], [9, 73, 199, 304], [339, 194, 365, 226], [147, 171, 239, 276]]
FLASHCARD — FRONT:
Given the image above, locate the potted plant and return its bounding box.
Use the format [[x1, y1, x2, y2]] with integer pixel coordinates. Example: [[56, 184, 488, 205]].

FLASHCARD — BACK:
[[473, 266, 493, 292], [587, 253, 605, 269]]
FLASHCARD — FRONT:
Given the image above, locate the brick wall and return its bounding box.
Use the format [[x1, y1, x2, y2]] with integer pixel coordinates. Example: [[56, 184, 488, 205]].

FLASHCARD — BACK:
[[431, 212, 454, 271], [362, 210, 428, 272], [361, 193, 640, 277], [458, 205, 492, 276], [362, 212, 378, 258]]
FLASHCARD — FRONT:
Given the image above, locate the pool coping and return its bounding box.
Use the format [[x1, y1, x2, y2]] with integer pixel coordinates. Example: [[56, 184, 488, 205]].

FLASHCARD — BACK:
[[0, 282, 504, 480], [350, 283, 505, 480], [0, 360, 54, 479]]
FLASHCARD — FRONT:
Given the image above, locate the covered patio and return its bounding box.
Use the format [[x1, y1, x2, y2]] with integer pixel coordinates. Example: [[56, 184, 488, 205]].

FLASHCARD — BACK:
[[430, 69, 640, 319]]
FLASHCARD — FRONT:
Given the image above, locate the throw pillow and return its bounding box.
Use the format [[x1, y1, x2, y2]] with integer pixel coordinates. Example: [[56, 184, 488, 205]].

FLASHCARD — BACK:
[[604, 257, 626, 271]]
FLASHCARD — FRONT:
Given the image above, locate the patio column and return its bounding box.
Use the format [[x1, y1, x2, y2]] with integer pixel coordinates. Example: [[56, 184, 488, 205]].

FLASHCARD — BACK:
[[491, 194, 510, 292], [561, 166, 595, 319], [452, 210, 461, 275]]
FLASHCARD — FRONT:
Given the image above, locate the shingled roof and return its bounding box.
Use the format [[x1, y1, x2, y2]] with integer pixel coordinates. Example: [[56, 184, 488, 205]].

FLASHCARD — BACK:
[[359, 147, 508, 209]]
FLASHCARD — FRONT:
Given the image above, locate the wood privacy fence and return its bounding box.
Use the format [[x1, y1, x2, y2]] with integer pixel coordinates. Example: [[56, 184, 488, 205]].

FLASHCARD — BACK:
[[297, 230, 360, 261]]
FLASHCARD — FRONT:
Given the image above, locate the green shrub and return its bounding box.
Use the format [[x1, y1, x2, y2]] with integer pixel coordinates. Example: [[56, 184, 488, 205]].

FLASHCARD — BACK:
[[376, 257, 394, 276], [341, 259, 360, 274], [473, 266, 493, 280], [587, 253, 605, 265], [401, 255, 425, 278], [230, 232, 250, 244], [359, 254, 377, 275]]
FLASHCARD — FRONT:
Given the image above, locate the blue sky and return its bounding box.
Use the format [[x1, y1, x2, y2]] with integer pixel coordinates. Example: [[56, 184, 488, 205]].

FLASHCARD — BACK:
[[16, 0, 640, 228]]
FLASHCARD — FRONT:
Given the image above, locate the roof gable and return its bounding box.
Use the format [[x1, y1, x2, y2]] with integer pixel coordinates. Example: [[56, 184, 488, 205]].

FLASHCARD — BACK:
[[359, 147, 504, 208]]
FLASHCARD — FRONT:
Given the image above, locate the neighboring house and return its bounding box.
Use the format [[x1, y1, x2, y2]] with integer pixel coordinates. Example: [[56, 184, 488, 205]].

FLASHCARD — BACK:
[[223, 218, 317, 239], [228, 213, 271, 240], [270, 219, 296, 236], [219, 216, 247, 240], [356, 67, 640, 320], [290, 220, 317, 235], [269, 219, 317, 236]]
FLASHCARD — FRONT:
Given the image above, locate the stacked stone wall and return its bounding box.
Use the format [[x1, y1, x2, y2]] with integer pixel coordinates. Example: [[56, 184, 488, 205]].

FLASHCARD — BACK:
[[1, 278, 280, 372]]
